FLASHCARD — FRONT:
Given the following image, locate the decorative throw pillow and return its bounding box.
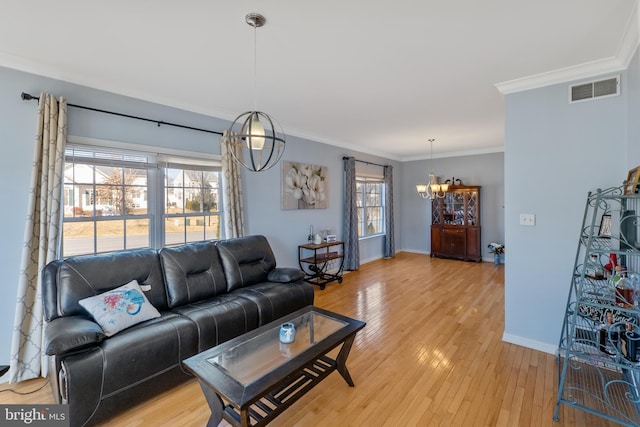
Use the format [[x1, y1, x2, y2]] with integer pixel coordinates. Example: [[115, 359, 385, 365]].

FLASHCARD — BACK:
[[79, 280, 161, 337]]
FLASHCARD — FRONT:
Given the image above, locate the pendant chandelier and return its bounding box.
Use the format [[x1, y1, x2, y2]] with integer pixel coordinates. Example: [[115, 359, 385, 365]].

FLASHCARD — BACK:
[[224, 13, 285, 172], [416, 139, 448, 199]]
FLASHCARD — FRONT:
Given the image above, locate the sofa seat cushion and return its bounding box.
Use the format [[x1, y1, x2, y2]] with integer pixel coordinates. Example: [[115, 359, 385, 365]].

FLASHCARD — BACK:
[[232, 282, 315, 325], [96, 312, 198, 396], [171, 294, 260, 352]]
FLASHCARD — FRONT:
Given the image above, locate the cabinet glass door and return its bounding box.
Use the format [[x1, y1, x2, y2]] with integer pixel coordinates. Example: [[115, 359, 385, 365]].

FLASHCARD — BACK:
[[467, 191, 478, 226], [444, 192, 465, 225]]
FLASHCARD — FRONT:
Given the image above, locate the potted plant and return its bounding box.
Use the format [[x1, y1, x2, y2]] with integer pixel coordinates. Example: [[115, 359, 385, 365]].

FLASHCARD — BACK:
[[488, 242, 505, 265]]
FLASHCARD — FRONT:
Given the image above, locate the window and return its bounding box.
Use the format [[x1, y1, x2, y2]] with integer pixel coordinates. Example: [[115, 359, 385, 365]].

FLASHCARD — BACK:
[[356, 177, 385, 237], [164, 167, 220, 246], [62, 145, 221, 257]]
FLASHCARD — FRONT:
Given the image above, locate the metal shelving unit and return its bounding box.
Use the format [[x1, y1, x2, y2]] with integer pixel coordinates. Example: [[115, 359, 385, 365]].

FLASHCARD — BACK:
[[555, 186, 640, 425]]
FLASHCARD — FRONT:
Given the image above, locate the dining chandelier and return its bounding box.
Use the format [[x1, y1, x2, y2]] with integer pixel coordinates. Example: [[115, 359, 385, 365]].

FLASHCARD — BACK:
[[224, 13, 286, 172], [416, 139, 448, 199]]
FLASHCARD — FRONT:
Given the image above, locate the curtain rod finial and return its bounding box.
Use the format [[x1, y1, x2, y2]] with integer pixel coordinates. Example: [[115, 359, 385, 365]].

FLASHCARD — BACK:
[[21, 92, 36, 101]]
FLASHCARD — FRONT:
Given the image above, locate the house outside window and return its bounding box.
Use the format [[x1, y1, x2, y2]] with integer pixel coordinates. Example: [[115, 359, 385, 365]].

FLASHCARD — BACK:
[[356, 177, 385, 238], [62, 144, 221, 257]]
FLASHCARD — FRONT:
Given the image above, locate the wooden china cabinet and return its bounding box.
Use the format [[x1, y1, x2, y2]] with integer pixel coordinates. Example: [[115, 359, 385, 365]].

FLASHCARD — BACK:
[[430, 181, 481, 262]]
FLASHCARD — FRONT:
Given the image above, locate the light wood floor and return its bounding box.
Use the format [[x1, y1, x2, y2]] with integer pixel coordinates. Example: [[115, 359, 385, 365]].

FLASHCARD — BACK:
[[0, 253, 619, 426]]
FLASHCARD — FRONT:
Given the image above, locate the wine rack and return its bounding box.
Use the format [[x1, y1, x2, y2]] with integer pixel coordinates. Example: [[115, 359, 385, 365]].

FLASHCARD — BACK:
[[555, 186, 640, 425]]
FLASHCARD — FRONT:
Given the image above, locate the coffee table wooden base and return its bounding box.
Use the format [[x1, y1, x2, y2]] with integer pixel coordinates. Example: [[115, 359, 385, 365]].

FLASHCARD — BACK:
[[199, 336, 356, 427]]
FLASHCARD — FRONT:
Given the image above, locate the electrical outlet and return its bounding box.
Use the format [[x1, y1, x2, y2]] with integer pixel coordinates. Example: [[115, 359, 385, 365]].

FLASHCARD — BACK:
[[520, 213, 535, 226]]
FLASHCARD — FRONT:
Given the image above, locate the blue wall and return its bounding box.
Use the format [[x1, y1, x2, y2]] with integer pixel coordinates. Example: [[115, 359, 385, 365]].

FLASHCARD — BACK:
[[241, 131, 402, 268], [628, 49, 640, 167], [9, 50, 631, 370], [401, 152, 504, 258], [503, 70, 629, 352], [0, 66, 402, 369]]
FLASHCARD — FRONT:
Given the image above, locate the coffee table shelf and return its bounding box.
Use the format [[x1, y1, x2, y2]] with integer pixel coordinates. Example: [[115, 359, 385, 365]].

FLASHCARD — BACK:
[[223, 355, 336, 427]]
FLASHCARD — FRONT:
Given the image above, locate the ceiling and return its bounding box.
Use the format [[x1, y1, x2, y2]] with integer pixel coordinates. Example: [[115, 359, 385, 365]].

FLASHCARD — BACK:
[[0, 1, 637, 161]]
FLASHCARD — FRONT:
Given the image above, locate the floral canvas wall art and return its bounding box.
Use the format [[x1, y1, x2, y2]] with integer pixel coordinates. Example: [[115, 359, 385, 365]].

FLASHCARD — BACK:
[[282, 161, 328, 209]]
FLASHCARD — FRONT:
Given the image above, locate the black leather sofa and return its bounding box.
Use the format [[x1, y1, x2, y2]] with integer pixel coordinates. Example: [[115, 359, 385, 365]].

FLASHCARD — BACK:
[[42, 235, 314, 427]]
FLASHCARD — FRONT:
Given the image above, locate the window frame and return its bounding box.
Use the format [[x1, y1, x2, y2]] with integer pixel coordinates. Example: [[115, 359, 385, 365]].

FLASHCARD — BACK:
[[356, 176, 386, 239], [161, 163, 221, 247], [61, 138, 222, 257]]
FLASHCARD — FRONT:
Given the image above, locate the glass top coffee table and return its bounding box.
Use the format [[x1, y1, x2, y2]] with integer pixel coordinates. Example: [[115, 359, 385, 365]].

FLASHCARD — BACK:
[[183, 306, 365, 427]]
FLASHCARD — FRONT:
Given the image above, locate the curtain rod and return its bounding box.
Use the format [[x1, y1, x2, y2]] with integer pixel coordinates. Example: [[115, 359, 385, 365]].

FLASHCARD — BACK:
[[20, 92, 223, 136], [343, 156, 386, 168]]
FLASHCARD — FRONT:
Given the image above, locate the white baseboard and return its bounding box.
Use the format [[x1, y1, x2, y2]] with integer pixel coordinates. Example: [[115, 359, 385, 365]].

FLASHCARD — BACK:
[[502, 332, 557, 355], [360, 255, 383, 265], [398, 248, 430, 255], [355, 250, 426, 266], [399, 250, 503, 265]]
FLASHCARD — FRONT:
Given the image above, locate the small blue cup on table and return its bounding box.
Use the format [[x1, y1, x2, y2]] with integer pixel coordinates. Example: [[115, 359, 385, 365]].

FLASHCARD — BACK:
[[279, 323, 296, 343]]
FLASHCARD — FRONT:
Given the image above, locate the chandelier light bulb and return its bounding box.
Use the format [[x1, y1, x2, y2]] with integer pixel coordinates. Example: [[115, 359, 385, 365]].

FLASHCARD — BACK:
[[247, 113, 265, 150], [416, 139, 448, 199]]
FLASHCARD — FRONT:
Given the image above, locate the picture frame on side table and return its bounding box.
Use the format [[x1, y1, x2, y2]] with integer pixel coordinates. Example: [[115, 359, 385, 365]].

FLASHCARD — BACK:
[[624, 166, 640, 195]]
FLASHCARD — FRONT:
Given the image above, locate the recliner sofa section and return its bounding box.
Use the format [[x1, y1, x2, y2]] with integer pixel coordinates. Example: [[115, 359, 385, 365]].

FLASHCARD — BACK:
[[42, 235, 314, 426]]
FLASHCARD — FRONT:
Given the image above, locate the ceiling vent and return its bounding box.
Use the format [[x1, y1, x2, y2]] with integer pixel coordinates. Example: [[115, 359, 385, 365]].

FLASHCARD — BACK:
[[569, 76, 620, 103]]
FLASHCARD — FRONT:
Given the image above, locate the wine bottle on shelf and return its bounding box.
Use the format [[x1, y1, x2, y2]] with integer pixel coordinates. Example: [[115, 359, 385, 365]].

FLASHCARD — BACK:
[[616, 272, 634, 308], [621, 323, 640, 362], [599, 312, 619, 356], [586, 254, 604, 279]]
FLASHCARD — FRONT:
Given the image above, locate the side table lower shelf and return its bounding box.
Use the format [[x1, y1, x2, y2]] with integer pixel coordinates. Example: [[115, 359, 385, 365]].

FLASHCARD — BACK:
[[298, 241, 344, 290]]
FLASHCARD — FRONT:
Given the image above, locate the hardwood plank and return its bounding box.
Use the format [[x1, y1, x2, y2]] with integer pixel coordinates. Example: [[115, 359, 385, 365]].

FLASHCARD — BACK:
[[0, 253, 621, 426]]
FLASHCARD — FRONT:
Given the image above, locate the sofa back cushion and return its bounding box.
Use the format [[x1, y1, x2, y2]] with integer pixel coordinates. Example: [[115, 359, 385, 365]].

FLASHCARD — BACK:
[[216, 235, 277, 292], [42, 249, 167, 321], [159, 241, 228, 308]]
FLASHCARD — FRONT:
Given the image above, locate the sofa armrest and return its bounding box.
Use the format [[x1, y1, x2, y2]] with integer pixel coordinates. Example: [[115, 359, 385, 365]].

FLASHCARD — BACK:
[[45, 316, 106, 356], [267, 267, 306, 283]]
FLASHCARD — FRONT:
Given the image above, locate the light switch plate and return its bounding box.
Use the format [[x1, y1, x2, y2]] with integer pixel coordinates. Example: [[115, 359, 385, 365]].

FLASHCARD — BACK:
[[520, 213, 535, 226]]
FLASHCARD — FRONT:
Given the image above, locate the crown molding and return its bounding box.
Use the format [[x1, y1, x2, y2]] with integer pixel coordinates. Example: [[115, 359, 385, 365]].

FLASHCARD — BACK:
[[401, 145, 504, 162], [495, 57, 626, 95], [618, 0, 640, 69], [496, 1, 639, 95]]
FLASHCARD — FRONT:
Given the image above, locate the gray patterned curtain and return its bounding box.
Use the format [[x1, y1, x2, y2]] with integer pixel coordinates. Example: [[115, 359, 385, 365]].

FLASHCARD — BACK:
[[10, 93, 67, 382], [343, 157, 360, 270], [221, 130, 245, 238], [383, 165, 395, 258]]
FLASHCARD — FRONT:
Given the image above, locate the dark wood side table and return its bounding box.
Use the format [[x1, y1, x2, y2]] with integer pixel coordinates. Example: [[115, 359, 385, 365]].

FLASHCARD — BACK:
[[298, 241, 344, 290]]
